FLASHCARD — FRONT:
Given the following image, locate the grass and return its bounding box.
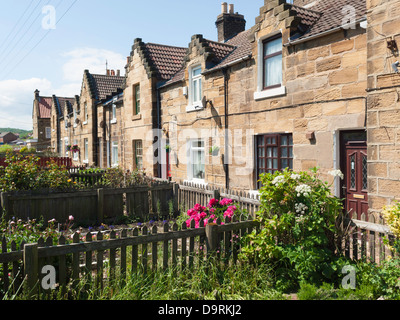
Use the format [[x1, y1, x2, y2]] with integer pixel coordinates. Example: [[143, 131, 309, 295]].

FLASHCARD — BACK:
[[16, 260, 287, 301]]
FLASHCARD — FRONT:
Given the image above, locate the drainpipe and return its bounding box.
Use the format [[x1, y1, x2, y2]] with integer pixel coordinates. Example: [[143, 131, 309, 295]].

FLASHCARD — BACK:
[[156, 87, 162, 178], [223, 67, 229, 190]]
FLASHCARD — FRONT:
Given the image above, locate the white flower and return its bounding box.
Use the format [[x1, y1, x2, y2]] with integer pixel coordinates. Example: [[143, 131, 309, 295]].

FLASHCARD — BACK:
[[295, 203, 308, 214], [272, 175, 286, 186], [329, 169, 344, 180], [291, 173, 301, 180], [295, 184, 312, 197]]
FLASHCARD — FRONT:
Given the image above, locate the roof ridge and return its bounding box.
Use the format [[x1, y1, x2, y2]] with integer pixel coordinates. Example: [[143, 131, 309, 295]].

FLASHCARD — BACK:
[[145, 42, 187, 50]]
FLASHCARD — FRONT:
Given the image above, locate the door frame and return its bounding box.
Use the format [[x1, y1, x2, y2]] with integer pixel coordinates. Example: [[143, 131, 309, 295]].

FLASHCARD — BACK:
[[339, 129, 368, 220]]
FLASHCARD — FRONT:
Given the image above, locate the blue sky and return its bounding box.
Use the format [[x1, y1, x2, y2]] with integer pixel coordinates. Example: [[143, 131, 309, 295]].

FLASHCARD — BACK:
[[0, 0, 262, 130]]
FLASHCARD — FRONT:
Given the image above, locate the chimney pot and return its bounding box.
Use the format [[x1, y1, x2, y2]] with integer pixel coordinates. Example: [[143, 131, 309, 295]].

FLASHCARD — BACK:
[[107, 69, 110, 76], [221, 2, 227, 14], [228, 4, 234, 14], [111, 70, 115, 76], [117, 70, 120, 76]]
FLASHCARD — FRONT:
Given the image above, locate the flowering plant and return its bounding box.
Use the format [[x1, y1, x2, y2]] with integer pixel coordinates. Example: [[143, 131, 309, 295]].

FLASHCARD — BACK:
[[381, 202, 400, 255], [240, 168, 344, 292], [185, 197, 244, 228]]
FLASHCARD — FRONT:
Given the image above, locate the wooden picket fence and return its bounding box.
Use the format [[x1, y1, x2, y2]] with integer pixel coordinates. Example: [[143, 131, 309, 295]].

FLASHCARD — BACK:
[[0, 215, 258, 299], [178, 181, 260, 218]]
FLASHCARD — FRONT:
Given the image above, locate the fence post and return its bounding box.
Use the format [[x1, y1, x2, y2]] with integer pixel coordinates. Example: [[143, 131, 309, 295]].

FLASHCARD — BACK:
[[213, 189, 220, 200], [0, 192, 9, 219], [97, 189, 104, 225], [205, 223, 219, 257], [24, 243, 38, 298], [173, 183, 179, 216]]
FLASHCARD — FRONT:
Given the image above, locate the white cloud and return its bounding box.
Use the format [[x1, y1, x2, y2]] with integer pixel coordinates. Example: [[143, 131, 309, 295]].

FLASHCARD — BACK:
[[61, 47, 126, 83], [0, 47, 126, 131], [0, 78, 53, 130]]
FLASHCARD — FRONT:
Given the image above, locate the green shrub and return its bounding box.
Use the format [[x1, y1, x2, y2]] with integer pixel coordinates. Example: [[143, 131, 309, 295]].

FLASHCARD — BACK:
[[0, 152, 80, 192], [240, 168, 345, 292]]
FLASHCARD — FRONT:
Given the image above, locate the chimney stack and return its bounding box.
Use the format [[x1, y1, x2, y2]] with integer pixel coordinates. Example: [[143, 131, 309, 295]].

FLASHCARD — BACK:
[[216, 3, 246, 43]]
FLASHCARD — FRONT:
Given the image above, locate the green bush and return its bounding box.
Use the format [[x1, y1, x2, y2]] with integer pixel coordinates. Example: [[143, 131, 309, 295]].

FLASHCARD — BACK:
[[240, 168, 345, 292], [0, 152, 80, 192]]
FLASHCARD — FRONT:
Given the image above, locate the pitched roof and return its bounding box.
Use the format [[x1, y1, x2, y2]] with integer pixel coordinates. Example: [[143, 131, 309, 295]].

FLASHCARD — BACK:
[[289, 0, 366, 42], [142, 43, 187, 81], [89, 73, 125, 101], [54, 96, 75, 117], [161, 29, 253, 87], [37, 97, 52, 119], [205, 29, 252, 73]]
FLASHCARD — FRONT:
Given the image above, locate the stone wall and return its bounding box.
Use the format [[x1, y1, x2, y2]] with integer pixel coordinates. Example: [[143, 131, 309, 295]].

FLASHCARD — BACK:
[[122, 43, 158, 176], [160, 1, 368, 191], [366, 0, 400, 218]]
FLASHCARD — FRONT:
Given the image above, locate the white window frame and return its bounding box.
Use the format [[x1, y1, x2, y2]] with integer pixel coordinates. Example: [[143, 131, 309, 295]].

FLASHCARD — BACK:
[[187, 139, 206, 183], [84, 138, 89, 163], [254, 30, 286, 101], [111, 104, 117, 124], [64, 138, 69, 157], [186, 65, 203, 112], [73, 139, 79, 161], [111, 141, 119, 167]]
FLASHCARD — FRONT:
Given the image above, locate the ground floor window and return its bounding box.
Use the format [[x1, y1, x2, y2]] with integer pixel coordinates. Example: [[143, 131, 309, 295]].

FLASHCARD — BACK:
[[188, 139, 205, 181], [112, 141, 119, 167], [84, 138, 89, 163], [256, 133, 293, 187], [134, 140, 143, 170]]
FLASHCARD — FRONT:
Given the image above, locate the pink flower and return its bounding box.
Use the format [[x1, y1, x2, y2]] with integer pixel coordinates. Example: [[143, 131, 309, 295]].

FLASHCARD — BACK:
[[69, 215, 74, 221], [208, 198, 219, 208], [194, 203, 205, 212], [187, 209, 197, 217], [220, 198, 233, 206]]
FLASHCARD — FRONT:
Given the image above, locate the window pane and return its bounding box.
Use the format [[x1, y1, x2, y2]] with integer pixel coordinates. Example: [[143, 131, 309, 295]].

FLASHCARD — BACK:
[[281, 159, 288, 169], [273, 159, 278, 169], [193, 80, 198, 102], [264, 54, 282, 87], [264, 38, 282, 56], [281, 136, 288, 146], [192, 67, 202, 77], [282, 147, 288, 157]]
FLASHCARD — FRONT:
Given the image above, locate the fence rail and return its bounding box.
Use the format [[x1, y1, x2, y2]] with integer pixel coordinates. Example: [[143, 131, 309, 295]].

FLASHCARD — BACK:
[[178, 181, 260, 217], [0, 215, 258, 298], [0, 156, 72, 168]]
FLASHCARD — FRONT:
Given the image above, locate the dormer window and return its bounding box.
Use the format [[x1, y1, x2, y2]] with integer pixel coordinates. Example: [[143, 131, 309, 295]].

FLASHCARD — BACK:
[[111, 104, 117, 124], [254, 32, 286, 101], [263, 35, 283, 90], [187, 65, 203, 111]]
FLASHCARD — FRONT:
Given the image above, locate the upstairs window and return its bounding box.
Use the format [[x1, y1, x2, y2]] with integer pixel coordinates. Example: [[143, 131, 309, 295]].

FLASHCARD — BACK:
[[263, 35, 283, 90], [187, 66, 202, 111], [134, 84, 141, 115], [111, 104, 117, 123]]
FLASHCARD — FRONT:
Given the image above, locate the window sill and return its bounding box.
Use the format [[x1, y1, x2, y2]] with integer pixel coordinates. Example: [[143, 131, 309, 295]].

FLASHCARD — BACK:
[[132, 114, 142, 121], [83, 160, 89, 164], [111, 119, 117, 124], [184, 179, 208, 186], [83, 121, 88, 125], [186, 104, 204, 112], [254, 86, 286, 101]]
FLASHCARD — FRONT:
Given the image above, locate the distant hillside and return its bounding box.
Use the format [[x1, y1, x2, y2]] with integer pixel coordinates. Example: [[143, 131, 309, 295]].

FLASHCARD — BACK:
[[0, 128, 33, 139]]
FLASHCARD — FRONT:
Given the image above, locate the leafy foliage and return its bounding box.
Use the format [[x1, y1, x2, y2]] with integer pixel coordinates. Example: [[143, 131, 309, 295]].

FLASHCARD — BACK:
[[0, 152, 80, 192], [240, 168, 345, 292]]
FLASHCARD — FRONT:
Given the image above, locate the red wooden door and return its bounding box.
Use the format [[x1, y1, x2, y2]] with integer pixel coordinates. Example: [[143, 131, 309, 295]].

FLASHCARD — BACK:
[[341, 132, 368, 221]]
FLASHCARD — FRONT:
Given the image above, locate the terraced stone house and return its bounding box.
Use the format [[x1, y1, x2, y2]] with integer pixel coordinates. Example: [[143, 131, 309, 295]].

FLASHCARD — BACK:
[[32, 0, 400, 223]]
